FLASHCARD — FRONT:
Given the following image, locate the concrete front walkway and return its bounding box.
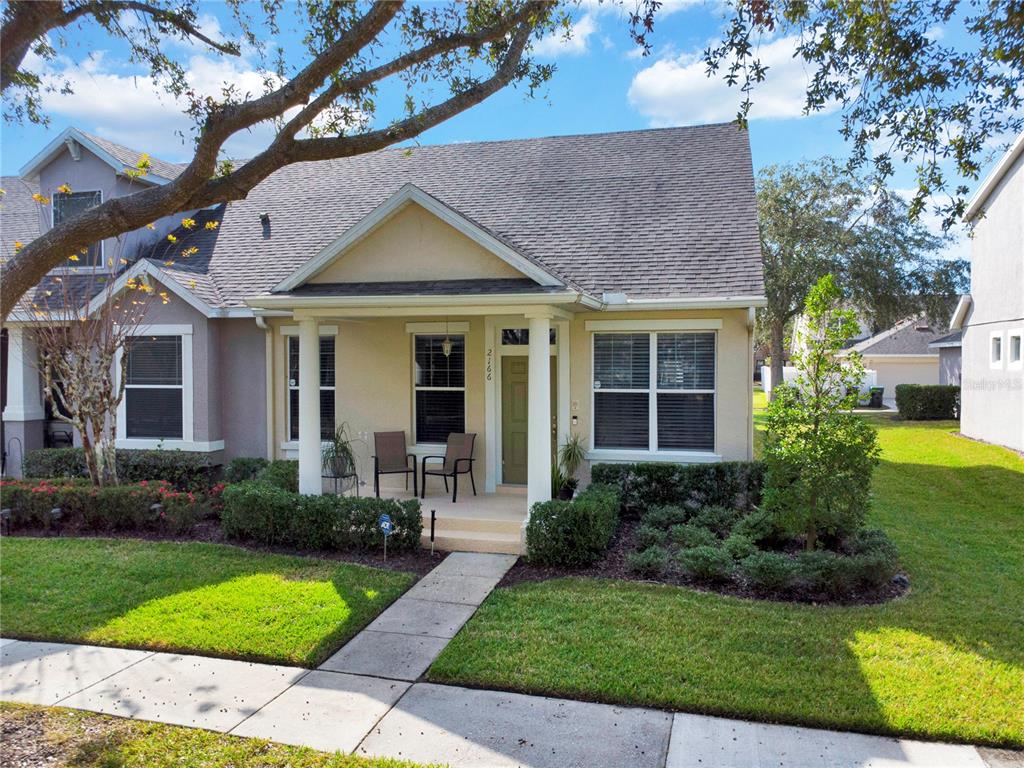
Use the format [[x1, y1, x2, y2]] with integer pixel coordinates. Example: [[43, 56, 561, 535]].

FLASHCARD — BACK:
[[0, 553, 1008, 768]]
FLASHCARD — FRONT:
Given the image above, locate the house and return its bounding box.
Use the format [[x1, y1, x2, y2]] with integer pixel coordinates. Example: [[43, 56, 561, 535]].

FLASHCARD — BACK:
[[2, 123, 766, 551], [837, 316, 947, 407], [952, 131, 1024, 452], [928, 330, 962, 385]]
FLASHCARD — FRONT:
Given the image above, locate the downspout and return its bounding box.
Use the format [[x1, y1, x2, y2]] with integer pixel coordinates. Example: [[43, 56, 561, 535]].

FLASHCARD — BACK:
[[256, 316, 275, 459], [747, 306, 756, 460]]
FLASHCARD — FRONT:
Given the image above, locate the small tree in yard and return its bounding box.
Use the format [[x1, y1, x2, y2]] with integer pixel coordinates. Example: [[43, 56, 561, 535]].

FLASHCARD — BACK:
[[763, 275, 880, 551], [28, 271, 158, 486]]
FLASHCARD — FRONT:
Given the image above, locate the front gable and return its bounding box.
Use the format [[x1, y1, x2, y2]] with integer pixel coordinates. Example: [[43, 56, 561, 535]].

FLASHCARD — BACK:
[[275, 184, 564, 292]]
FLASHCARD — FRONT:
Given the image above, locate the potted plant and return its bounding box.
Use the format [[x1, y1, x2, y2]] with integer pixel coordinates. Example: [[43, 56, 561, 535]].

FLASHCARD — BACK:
[[555, 433, 587, 500], [322, 422, 357, 479]]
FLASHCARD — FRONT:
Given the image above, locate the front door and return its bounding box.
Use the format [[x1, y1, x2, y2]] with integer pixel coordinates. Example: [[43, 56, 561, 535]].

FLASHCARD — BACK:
[[501, 356, 556, 485]]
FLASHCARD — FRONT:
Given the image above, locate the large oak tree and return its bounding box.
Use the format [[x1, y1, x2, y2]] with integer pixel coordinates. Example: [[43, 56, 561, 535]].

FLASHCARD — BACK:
[[0, 0, 564, 317]]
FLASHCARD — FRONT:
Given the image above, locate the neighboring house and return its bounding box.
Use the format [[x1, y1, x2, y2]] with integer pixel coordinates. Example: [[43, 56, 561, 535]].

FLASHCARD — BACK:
[[2, 123, 766, 550], [928, 330, 963, 385], [952, 131, 1024, 452], [837, 316, 947, 407]]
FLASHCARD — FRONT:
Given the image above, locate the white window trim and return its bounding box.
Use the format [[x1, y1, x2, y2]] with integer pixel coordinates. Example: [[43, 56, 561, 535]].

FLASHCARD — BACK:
[[1008, 328, 1024, 371], [286, 333, 337, 442], [115, 324, 193, 444], [412, 332, 467, 448], [990, 330, 1005, 370], [51, 189, 105, 272], [590, 331, 718, 457]]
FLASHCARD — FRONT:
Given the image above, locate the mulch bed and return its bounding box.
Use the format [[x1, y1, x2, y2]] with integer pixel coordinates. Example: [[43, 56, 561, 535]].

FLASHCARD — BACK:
[[4, 520, 446, 578], [499, 518, 909, 606]]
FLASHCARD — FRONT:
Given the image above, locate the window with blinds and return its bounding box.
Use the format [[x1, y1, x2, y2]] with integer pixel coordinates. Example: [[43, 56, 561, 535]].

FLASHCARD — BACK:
[[414, 335, 465, 443], [125, 336, 183, 438], [593, 331, 715, 452], [54, 191, 103, 266], [593, 333, 649, 449], [287, 336, 336, 440]]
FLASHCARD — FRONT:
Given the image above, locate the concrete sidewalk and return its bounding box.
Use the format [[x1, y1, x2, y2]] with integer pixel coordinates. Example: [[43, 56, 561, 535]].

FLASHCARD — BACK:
[[0, 552, 1010, 768]]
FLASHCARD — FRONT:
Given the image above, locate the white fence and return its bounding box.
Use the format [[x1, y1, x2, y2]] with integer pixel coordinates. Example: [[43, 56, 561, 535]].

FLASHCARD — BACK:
[[761, 366, 877, 399]]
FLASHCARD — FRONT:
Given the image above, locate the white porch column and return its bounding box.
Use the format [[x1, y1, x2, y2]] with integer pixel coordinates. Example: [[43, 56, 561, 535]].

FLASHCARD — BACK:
[[297, 317, 322, 495], [527, 312, 552, 510], [2, 328, 45, 423]]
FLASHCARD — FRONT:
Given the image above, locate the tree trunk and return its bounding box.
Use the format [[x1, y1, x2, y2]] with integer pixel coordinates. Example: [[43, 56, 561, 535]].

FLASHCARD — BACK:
[[770, 319, 786, 400], [79, 428, 100, 486]]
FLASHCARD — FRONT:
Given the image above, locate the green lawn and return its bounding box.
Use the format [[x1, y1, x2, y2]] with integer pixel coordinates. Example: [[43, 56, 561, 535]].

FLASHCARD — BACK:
[[0, 703, 435, 768], [429, 416, 1024, 747], [0, 539, 414, 666]]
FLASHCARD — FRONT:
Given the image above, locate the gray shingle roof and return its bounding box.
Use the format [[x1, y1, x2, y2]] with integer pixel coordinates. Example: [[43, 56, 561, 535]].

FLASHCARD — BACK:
[[929, 329, 963, 348], [853, 319, 947, 355], [78, 130, 185, 181], [1, 175, 43, 257], [154, 123, 765, 307]]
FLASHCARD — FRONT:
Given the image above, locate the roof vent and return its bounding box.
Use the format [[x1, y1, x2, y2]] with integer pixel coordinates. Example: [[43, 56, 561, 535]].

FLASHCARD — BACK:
[[915, 323, 931, 331], [602, 291, 628, 304], [64, 138, 81, 162]]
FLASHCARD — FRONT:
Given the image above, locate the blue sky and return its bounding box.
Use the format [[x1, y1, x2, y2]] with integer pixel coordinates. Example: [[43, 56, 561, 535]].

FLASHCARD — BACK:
[[1, 0, 1000, 260]]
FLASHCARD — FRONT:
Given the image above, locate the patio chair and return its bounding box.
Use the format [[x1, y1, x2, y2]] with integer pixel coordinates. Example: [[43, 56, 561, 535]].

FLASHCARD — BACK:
[[373, 431, 418, 498], [421, 432, 477, 503]]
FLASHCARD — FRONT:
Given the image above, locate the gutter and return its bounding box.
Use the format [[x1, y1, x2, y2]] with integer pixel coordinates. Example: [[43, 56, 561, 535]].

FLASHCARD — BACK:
[[255, 316, 275, 459]]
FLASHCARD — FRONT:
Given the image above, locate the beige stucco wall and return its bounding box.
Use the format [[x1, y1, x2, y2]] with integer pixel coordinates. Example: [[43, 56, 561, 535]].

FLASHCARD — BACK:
[[310, 203, 526, 284], [567, 308, 754, 467], [961, 148, 1024, 452], [264, 307, 754, 493], [267, 315, 488, 493]]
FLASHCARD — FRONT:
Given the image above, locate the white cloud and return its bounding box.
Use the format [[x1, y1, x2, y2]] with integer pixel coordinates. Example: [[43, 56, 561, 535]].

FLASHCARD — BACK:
[[34, 48, 288, 161], [628, 35, 837, 126], [533, 14, 599, 58]]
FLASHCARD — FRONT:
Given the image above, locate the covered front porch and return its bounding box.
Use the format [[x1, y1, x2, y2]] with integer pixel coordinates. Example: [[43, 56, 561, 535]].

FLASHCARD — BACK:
[[256, 299, 579, 555]]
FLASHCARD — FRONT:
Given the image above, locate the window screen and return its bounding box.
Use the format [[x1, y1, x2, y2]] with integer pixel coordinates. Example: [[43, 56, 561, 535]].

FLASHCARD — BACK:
[[414, 335, 465, 443], [125, 336, 183, 438], [593, 333, 650, 449], [54, 191, 103, 266], [288, 336, 336, 440], [592, 331, 716, 452]]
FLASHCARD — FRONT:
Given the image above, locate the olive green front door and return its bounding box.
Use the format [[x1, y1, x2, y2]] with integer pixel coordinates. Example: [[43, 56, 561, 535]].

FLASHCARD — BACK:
[[501, 356, 556, 485]]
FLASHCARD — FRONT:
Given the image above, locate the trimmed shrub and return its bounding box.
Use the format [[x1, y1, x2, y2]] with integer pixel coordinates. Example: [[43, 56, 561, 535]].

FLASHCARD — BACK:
[[0, 478, 199, 534], [220, 481, 294, 544], [690, 505, 739, 537], [794, 550, 857, 597], [677, 545, 734, 581], [224, 457, 270, 483], [221, 481, 422, 552], [525, 483, 620, 567], [722, 532, 757, 561], [627, 546, 668, 577], [731, 508, 780, 545], [740, 551, 796, 592], [669, 523, 717, 549], [640, 505, 688, 530], [591, 461, 764, 518], [847, 528, 900, 589], [894, 384, 960, 420], [258, 460, 299, 492], [634, 524, 667, 550], [22, 447, 217, 491]]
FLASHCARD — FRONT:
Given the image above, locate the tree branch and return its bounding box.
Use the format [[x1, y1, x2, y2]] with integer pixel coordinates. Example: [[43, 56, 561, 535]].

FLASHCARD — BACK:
[[0, 4, 548, 319]]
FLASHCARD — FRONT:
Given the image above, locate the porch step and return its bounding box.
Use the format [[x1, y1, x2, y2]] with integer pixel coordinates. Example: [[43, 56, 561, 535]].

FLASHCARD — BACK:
[[421, 513, 523, 536], [422, 529, 523, 555]]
